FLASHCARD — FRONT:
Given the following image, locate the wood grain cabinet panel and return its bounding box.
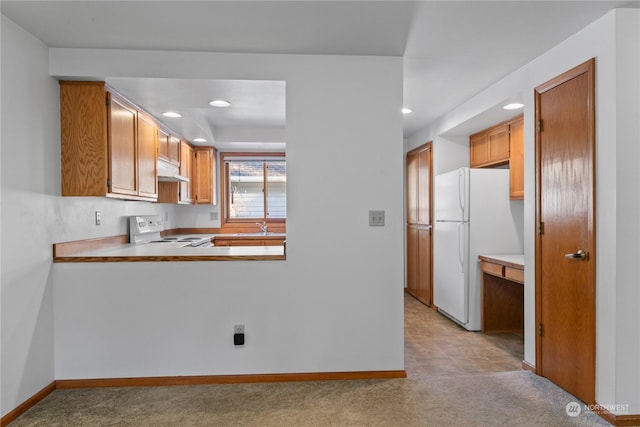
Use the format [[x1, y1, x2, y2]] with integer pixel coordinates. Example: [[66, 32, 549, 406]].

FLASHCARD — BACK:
[[469, 114, 524, 199], [157, 127, 170, 161], [137, 112, 158, 199], [470, 123, 510, 168], [60, 81, 157, 201], [60, 82, 108, 196], [193, 147, 216, 205], [168, 136, 181, 166], [179, 141, 194, 204], [509, 116, 524, 199]]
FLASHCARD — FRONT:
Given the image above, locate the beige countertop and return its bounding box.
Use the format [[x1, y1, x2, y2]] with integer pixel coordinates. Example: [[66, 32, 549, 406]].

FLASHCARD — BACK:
[[53, 234, 286, 263]]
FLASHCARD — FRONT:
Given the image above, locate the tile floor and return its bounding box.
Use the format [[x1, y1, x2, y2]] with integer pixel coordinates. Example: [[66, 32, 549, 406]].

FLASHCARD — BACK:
[[404, 292, 524, 376]]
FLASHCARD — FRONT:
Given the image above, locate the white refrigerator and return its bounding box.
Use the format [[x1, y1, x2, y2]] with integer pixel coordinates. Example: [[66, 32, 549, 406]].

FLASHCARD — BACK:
[[433, 167, 522, 331]]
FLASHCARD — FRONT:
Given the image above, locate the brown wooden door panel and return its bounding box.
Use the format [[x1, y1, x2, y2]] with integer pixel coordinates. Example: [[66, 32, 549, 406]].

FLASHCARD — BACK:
[[194, 147, 214, 204], [487, 124, 510, 162], [108, 94, 138, 196], [137, 114, 157, 198], [509, 117, 524, 199], [417, 147, 431, 225], [157, 127, 169, 160], [536, 59, 595, 404], [406, 151, 418, 224], [406, 224, 418, 297], [417, 227, 432, 306]]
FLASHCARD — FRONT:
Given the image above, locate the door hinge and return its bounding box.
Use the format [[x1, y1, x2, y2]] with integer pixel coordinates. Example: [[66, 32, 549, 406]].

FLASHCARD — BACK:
[[106, 178, 111, 187], [537, 119, 543, 132], [538, 221, 545, 235], [538, 323, 544, 337], [105, 96, 110, 107]]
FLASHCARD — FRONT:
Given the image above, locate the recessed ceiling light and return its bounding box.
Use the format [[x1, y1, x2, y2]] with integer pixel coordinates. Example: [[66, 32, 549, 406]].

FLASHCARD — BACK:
[[209, 99, 231, 108], [193, 138, 207, 143], [162, 111, 182, 118], [402, 107, 413, 115], [503, 103, 524, 110]]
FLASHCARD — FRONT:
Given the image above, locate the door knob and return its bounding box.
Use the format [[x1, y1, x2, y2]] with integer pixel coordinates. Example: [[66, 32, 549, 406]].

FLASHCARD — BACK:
[[564, 249, 588, 260]]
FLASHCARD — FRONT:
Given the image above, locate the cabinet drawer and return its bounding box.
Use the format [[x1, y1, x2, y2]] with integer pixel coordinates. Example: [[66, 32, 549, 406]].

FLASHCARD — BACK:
[[481, 261, 504, 277], [504, 267, 524, 284]]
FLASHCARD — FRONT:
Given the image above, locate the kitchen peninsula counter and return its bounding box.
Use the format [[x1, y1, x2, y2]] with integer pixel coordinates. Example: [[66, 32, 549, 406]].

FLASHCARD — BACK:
[[53, 235, 285, 262]]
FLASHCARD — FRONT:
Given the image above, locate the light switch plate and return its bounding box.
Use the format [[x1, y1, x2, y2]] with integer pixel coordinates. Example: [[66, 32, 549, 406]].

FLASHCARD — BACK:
[[369, 210, 385, 226]]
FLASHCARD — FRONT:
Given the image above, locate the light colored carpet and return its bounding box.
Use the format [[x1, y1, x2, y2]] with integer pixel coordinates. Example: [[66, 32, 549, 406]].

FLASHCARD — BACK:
[[11, 371, 608, 426]]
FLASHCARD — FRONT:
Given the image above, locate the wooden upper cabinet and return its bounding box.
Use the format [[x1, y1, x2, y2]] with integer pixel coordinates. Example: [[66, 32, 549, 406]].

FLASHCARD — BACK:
[[179, 141, 194, 204], [470, 133, 490, 167], [470, 123, 510, 168], [168, 136, 181, 166], [108, 93, 138, 196], [60, 81, 157, 201], [509, 116, 524, 199], [137, 112, 158, 199], [157, 127, 170, 161], [470, 114, 525, 198], [193, 146, 216, 205], [60, 82, 108, 196]]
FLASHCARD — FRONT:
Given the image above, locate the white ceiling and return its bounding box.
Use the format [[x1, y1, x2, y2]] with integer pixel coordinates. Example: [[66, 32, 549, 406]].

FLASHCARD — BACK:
[[2, 1, 638, 149]]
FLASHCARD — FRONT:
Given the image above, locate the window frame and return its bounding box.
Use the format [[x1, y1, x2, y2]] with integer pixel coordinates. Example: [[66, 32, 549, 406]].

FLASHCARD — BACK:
[[220, 152, 286, 225]]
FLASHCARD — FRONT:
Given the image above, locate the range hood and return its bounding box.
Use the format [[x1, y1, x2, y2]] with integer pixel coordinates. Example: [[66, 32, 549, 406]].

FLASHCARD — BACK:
[[157, 159, 189, 183]]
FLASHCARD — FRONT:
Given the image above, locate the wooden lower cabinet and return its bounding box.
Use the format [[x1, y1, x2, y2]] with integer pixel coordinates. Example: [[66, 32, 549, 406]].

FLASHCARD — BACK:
[[406, 224, 432, 306]]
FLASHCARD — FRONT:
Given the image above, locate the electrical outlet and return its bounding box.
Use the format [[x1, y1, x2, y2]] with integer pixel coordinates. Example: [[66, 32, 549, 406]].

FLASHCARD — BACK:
[[95, 211, 101, 226], [165, 211, 169, 222], [233, 324, 245, 346], [369, 210, 385, 226], [210, 212, 219, 221]]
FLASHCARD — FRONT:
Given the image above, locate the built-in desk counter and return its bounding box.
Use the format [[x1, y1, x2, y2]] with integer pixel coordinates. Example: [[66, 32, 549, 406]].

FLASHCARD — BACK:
[[478, 254, 524, 333]]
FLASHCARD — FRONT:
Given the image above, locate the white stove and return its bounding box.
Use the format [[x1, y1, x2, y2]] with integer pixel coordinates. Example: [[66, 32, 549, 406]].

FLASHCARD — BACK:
[[128, 215, 213, 247]]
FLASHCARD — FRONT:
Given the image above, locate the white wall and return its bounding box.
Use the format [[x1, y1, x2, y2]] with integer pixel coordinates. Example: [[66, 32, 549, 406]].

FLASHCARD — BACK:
[[407, 9, 640, 414], [0, 17, 183, 416], [1, 19, 404, 415], [48, 49, 404, 380]]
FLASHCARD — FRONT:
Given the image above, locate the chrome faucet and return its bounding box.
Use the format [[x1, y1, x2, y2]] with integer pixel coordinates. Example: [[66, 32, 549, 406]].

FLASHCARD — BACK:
[[256, 221, 268, 233]]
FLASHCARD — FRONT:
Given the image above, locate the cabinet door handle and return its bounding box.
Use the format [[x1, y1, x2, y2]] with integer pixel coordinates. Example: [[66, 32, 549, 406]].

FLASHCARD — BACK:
[[564, 249, 588, 260]]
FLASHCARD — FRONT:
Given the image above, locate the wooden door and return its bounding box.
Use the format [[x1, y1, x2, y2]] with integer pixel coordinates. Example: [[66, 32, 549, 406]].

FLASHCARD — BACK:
[[406, 224, 418, 296], [137, 113, 157, 199], [535, 59, 595, 404], [108, 94, 138, 196], [406, 151, 418, 224], [417, 146, 431, 225], [417, 226, 432, 306], [406, 142, 432, 306]]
